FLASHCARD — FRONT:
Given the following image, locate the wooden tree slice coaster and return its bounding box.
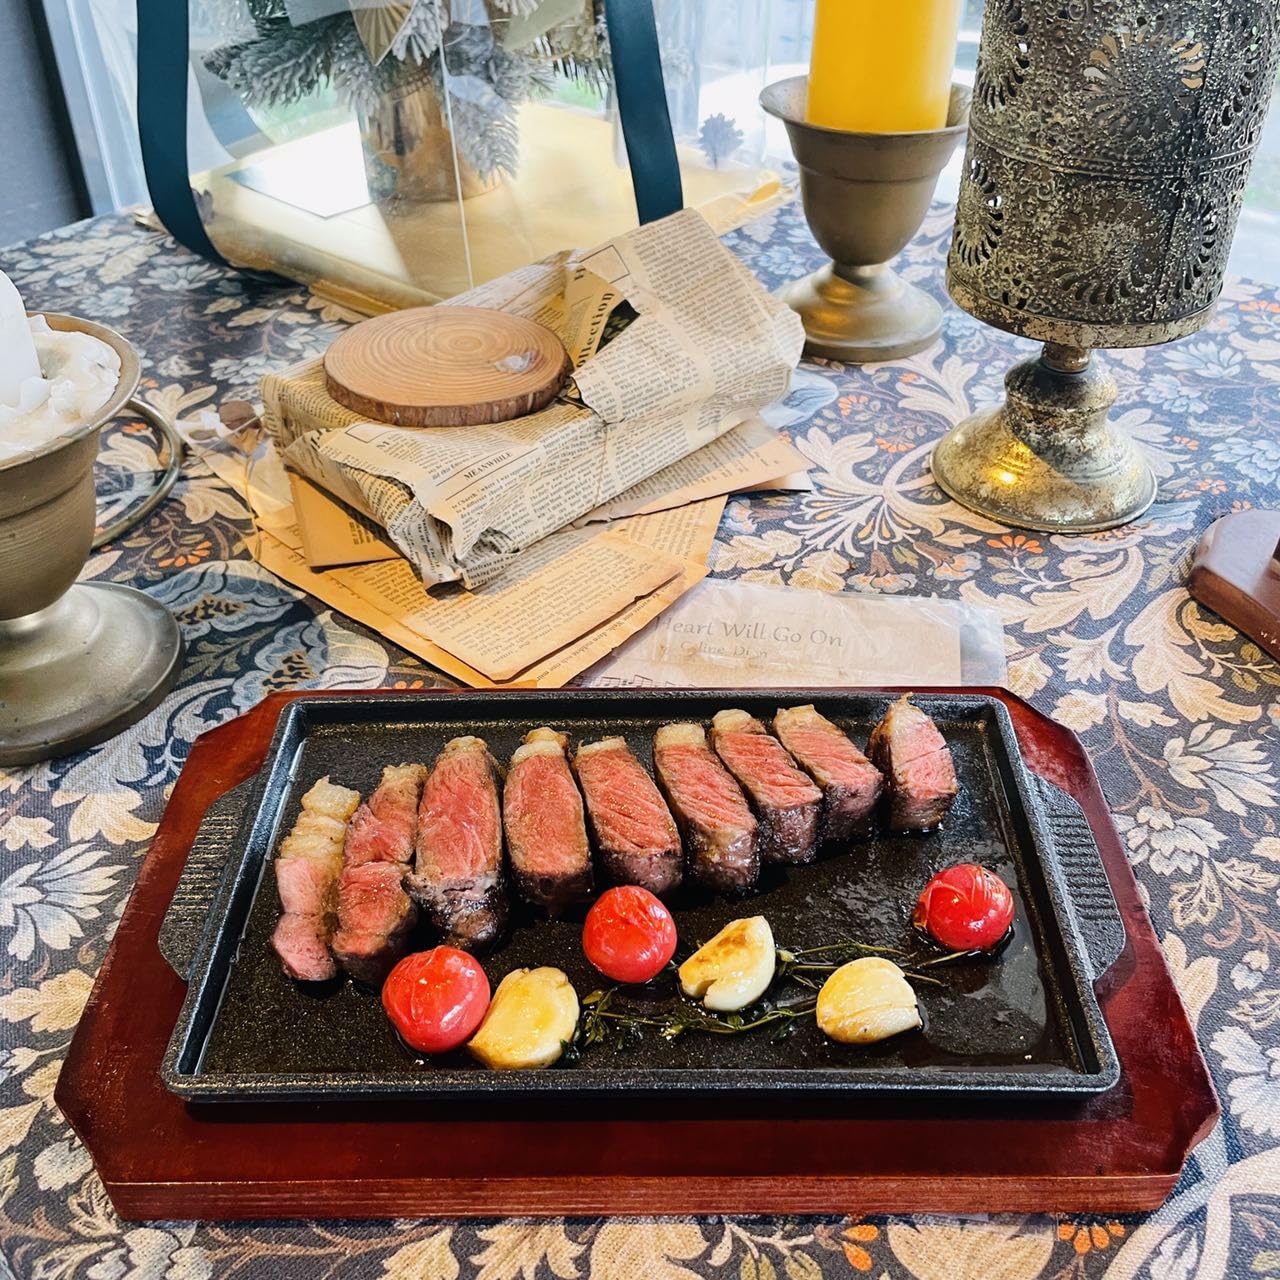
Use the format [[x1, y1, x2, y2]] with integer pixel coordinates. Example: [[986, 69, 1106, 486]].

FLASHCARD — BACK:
[[323, 305, 571, 427]]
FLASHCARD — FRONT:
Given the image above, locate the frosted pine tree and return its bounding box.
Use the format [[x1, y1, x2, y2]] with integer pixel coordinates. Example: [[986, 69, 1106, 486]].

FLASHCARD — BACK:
[[204, 0, 609, 180], [390, 0, 447, 64]]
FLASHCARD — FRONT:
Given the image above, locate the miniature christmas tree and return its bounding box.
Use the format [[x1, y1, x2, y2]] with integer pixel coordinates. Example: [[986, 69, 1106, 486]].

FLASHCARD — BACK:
[[698, 113, 744, 169]]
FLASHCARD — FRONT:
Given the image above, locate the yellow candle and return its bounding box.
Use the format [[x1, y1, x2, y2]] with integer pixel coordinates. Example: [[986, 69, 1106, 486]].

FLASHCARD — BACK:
[[807, 0, 963, 133]]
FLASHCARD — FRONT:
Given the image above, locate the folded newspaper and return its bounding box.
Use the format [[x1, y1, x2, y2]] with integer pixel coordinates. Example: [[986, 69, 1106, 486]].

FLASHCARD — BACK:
[[262, 208, 805, 590], [177, 410, 731, 686]]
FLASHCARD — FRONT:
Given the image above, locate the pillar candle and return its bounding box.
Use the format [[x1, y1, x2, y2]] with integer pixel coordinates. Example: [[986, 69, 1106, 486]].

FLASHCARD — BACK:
[[807, 0, 963, 133], [0, 271, 41, 409]]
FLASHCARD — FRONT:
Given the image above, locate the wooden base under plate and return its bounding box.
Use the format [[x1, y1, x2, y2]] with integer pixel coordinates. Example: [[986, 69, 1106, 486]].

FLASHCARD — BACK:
[[55, 689, 1218, 1221]]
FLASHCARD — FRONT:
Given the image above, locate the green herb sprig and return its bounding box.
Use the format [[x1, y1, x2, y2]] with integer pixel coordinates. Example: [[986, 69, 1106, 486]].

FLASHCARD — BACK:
[[564, 935, 978, 1062], [566, 987, 819, 1058]]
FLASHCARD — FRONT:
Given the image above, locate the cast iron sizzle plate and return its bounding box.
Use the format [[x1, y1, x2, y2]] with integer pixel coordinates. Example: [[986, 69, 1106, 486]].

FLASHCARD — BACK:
[[161, 690, 1124, 1102]]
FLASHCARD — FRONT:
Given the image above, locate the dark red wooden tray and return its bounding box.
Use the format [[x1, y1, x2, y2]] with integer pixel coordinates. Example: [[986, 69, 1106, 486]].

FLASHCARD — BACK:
[[56, 688, 1218, 1220]]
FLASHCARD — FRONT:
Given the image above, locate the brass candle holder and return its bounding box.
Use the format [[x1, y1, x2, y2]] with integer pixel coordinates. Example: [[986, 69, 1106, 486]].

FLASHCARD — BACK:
[[0, 316, 184, 765], [932, 1, 1280, 533], [760, 77, 969, 364]]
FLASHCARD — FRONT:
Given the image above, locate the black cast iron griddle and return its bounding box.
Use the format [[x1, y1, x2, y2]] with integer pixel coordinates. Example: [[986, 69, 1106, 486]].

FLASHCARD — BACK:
[[160, 690, 1124, 1102]]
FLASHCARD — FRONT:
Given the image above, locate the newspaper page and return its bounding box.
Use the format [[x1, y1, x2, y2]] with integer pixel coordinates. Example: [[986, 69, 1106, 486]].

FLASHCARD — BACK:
[[281, 413, 802, 569], [585, 580, 1009, 689], [175, 413, 725, 687], [262, 208, 803, 590], [579, 415, 808, 523], [329, 526, 683, 681], [289, 473, 398, 567], [252, 499, 726, 688]]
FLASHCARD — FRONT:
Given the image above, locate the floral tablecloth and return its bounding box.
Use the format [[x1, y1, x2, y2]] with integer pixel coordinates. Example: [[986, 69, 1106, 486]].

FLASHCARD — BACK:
[[2, 202, 1279, 1280]]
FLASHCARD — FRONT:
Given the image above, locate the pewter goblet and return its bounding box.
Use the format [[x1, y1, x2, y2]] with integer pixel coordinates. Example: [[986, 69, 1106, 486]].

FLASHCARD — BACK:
[[760, 78, 970, 364], [0, 315, 184, 765]]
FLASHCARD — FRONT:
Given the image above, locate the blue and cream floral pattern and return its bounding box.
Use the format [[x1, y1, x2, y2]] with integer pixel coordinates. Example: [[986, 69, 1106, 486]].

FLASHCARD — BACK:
[[1, 202, 1279, 1278]]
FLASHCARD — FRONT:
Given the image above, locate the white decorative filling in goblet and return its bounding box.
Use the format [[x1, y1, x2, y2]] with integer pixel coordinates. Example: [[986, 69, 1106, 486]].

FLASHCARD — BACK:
[[0, 269, 183, 765], [0, 315, 122, 462]]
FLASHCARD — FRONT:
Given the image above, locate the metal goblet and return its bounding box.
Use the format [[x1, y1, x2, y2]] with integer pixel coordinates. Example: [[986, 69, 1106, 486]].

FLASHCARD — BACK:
[[0, 315, 184, 765], [761, 77, 970, 364]]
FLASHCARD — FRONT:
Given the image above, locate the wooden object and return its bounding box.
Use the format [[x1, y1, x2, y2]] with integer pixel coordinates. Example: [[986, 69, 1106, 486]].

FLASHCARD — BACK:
[[323, 305, 570, 427], [55, 688, 1219, 1221], [1189, 509, 1280, 662]]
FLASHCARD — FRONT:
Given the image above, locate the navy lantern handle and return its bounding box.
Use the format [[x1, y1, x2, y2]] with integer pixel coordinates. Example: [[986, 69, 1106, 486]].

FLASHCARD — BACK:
[[136, 0, 685, 268], [600, 0, 683, 226]]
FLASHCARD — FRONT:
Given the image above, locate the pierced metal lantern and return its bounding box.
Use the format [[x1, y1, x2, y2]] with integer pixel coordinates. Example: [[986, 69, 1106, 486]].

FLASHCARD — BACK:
[[932, 1, 1280, 532]]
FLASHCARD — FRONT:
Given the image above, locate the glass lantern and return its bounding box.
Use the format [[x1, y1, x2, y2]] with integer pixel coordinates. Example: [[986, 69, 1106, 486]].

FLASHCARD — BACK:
[[152, 0, 786, 309]]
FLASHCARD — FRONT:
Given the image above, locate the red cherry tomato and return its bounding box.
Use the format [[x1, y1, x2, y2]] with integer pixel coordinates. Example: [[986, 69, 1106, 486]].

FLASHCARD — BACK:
[[582, 885, 678, 984], [382, 946, 490, 1054], [913, 863, 1015, 952]]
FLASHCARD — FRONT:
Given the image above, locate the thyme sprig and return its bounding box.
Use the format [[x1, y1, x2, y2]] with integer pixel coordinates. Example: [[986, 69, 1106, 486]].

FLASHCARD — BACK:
[[564, 934, 975, 1061], [566, 987, 818, 1058], [776, 938, 966, 987], [913, 948, 981, 968]]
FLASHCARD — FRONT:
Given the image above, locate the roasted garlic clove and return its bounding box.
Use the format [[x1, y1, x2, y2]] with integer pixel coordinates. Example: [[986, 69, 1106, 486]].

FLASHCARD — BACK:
[[467, 966, 579, 1070], [816, 956, 921, 1045], [678, 916, 776, 1012]]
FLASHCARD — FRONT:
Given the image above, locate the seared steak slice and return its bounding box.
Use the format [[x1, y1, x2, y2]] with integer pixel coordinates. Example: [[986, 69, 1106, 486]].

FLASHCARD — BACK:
[[653, 722, 758, 893], [574, 737, 682, 895], [332, 862, 417, 986], [710, 709, 822, 864], [408, 736, 508, 952], [274, 855, 334, 919], [270, 914, 335, 985], [503, 728, 593, 912], [342, 763, 425, 867], [867, 694, 958, 831], [332, 763, 425, 985], [773, 705, 884, 843], [270, 776, 360, 981]]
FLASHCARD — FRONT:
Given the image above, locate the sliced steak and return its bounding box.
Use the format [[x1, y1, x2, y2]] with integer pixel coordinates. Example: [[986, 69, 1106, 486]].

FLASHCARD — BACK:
[[274, 854, 334, 920], [653, 722, 758, 893], [342, 763, 425, 867], [710, 709, 822, 864], [867, 694, 958, 831], [332, 763, 426, 985], [408, 736, 508, 953], [773, 704, 884, 843], [270, 776, 360, 982], [503, 728, 593, 912], [574, 737, 682, 895], [270, 914, 336, 985], [332, 862, 418, 986]]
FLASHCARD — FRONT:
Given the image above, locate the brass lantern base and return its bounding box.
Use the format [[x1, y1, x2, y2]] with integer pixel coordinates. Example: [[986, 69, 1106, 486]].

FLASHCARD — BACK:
[[780, 263, 943, 364], [931, 344, 1157, 534]]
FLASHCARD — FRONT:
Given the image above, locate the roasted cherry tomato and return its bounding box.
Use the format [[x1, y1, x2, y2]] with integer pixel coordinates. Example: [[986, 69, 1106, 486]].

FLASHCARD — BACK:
[[912, 863, 1015, 952], [382, 946, 490, 1054], [582, 885, 678, 984]]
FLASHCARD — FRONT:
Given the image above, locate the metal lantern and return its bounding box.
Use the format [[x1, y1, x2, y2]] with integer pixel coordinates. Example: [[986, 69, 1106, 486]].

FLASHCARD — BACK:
[[932, 1, 1280, 532]]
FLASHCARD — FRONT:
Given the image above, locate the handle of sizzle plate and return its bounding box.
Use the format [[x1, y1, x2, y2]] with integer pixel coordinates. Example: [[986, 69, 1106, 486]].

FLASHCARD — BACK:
[[136, 0, 685, 269], [158, 780, 258, 979], [1034, 778, 1127, 982]]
